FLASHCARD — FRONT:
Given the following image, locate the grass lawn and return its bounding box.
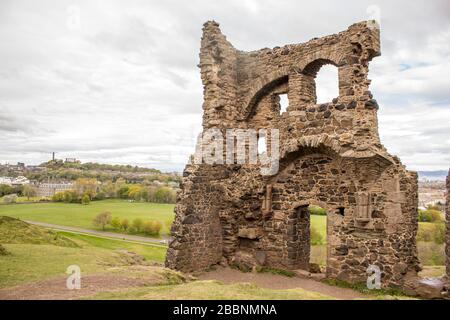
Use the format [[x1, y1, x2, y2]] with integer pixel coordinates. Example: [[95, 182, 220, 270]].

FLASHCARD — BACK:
[[0, 243, 113, 288], [0, 231, 167, 288], [0, 196, 50, 203], [0, 200, 175, 236], [88, 280, 334, 300], [59, 232, 167, 262], [311, 215, 327, 242], [419, 266, 445, 278], [311, 245, 327, 266]]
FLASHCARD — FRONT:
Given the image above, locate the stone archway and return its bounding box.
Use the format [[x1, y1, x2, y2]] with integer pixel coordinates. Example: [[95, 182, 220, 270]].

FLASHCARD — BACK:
[[271, 149, 348, 274], [284, 202, 331, 272]]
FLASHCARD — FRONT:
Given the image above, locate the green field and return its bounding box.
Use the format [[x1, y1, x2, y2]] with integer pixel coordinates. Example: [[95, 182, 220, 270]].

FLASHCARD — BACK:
[[0, 200, 326, 239], [0, 200, 443, 268], [0, 231, 167, 288], [311, 215, 327, 241], [0, 200, 175, 236], [0, 218, 335, 299]]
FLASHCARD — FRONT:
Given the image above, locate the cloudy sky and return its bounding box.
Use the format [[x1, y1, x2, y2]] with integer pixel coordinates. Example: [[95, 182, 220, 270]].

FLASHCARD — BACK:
[[0, 0, 449, 173]]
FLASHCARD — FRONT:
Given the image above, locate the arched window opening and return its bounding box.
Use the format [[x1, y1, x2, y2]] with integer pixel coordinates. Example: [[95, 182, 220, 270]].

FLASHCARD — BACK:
[[279, 93, 289, 114], [315, 64, 339, 104]]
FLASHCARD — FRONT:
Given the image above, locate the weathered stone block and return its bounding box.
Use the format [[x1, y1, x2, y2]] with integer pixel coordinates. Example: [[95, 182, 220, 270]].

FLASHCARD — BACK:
[[238, 227, 260, 239]]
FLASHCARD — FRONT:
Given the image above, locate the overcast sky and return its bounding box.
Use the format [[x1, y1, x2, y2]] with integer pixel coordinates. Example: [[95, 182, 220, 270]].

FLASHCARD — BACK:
[[0, 0, 449, 172]]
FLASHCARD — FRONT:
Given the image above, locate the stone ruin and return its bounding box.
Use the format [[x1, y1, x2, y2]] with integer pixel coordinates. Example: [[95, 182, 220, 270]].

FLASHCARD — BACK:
[[447, 170, 450, 281], [166, 20, 449, 291]]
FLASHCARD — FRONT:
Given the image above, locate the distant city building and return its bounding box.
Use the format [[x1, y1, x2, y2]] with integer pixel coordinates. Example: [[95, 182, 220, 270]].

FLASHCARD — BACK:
[[65, 158, 80, 164], [11, 176, 30, 186], [36, 182, 74, 197], [0, 177, 12, 185], [0, 162, 26, 174], [0, 176, 30, 186], [26, 166, 47, 172]]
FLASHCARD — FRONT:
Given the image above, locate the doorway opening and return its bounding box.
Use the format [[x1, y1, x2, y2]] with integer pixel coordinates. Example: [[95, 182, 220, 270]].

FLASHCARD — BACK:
[[309, 205, 327, 271], [288, 204, 327, 272], [416, 204, 446, 278]]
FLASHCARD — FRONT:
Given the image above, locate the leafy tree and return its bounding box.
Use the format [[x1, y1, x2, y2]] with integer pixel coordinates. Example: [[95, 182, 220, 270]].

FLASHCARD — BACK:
[[148, 186, 177, 204], [63, 190, 74, 202], [100, 180, 115, 198], [74, 178, 98, 199], [2, 194, 17, 204], [142, 220, 162, 236], [418, 209, 443, 223], [117, 185, 130, 199], [92, 212, 112, 230], [127, 185, 143, 201], [114, 178, 128, 198], [131, 218, 144, 233], [94, 192, 106, 200], [52, 191, 65, 202], [121, 218, 130, 231], [309, 205, 326, 216], [140, 188, 149, 201], [52, 190, 78, 203], [81, 193, 91, 205], [110, 217, 122, 230], [22, 185, 37, 200], [433, 223, 445, 244], [0, 184, 13, 197]]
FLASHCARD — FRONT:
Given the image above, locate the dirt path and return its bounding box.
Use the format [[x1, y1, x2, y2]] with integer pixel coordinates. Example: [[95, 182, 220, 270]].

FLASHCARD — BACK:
[[1, 266, 368, 300], [0, 274, 149, 300], [25, 220, 170, 246], [198, 267, 368, 300]]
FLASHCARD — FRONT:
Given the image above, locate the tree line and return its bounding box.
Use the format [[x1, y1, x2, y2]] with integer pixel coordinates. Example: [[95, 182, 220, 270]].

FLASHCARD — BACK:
[[52, 178, 177, 204], [92, 212, 163, 236]]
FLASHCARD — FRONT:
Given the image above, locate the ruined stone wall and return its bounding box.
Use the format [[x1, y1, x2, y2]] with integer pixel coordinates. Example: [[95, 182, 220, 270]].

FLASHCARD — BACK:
[[446, 170, 450, 278], [166, 164, 225, 271], [166, 21, 420, 288]]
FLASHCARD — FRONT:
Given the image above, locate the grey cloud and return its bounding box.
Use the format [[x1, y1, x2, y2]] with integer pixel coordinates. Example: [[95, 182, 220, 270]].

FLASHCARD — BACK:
[[0, 114, 25, 133], [0, 0, 449, 171]]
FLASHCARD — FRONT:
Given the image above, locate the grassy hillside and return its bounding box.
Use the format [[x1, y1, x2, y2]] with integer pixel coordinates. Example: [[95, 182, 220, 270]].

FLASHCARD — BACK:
[[0, 216, 78, 247], [0, 217, 337, 300], [89, 281, 334, 300], [0, 224, 167, 288], [58, 232, 167, 262], [0, 200, 174, 236]]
